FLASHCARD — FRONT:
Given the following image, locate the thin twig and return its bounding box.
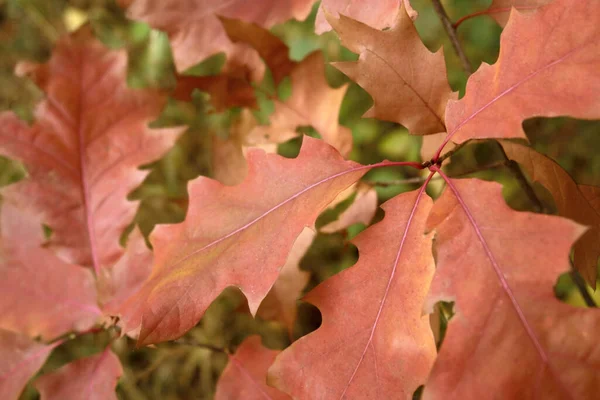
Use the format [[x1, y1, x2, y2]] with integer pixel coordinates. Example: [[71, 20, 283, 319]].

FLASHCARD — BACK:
[[431, 0, 473, 74], [495, 143, 545, 213], [569, 260, 597, 308]]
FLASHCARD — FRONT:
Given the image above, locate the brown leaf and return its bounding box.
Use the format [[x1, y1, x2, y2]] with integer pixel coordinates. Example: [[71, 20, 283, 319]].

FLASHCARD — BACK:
[[215, 336, 289, 400], [256, 228, 314, 332], [121, 0, 315, 72], [270, 188, 436, 398], [320, 182, 378, 233], [35, 347, 122, 400], [0, 205, 100, 341], [119, 137, 370, 345], [444, 0, 600, 146], [327, 5, 456, 135], [0, 28, 182, 273], [250, 51, 353, 157], [424, 178, 599, 399], [0, 329, 58, 400], [501, 141, 600, 286]]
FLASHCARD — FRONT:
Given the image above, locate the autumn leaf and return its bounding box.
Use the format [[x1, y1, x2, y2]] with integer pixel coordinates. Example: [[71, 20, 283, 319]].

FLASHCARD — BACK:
[[424, 178, 599, 398], [0, 330, 59, 400], [0, 205, 100, 340], [250, 51, 353, 157], [34, 347, 122, 400], [327, 4, 456, 135], [120, 0, 315, 72], [270, 187, 436, 398], [501, 141, 600, 286], [488, 0, 551, 27], [119, 137, 379, 345], [256, 228, 314, 333], [215, 336, 289, 400], [0, 28, 182, 273], [320, 182, 378, 233], [172, 75, 257, 111], [442, 0, 600, 152]]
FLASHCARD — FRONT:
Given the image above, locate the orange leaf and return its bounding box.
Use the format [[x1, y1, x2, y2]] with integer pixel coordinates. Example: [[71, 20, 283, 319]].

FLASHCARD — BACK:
[[0, 205, 100, 340], [488, 0, 551, 27], [327, 5, 456, 135], [121, 0, 315, 72], [424, 178, 599, 398], [35, 347, 122, 400], [501, 141, 600, 286], [320, 182, 378, 233], [0, 28, 182, 273], [0, 329, 58, 400], [215, 336, 289, 400], [270, 187, 436, 398], [119, 137, 374, 345], [443, 0, 600, 148]]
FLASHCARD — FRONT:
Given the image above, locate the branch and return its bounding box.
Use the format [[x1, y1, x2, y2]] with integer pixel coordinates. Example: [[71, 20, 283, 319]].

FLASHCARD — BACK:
[[431, 0, 473, 74], [569, 260, 598, 308]]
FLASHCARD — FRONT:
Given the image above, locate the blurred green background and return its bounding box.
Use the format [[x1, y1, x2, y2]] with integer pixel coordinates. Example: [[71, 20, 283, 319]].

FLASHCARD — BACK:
[[1, 0, 598, 398]]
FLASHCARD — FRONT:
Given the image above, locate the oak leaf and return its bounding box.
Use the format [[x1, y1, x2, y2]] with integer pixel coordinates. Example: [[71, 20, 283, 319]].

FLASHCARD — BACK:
[[120, 0, 315, 72], [328, 5, 456, 135], [444, 0, 600, 146], [270, 188, 436, 399], [119, 137, 370, 345], [501, 141, 600, 286], [0, 329, 59, 400], [215, 336, 289, 400], [250, 51, 353, 157], [0, 28, 182, 273], [34, 347, 122, 400], [424, 178, 599, 399], [0, 205, 100, 340]]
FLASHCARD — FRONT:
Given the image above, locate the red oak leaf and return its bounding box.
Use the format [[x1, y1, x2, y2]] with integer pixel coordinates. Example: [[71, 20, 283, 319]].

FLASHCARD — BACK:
[[0, 329, 59, 400], [35, 347, 122, 400], [270, 187, 436, 398], [423, 178, 599, 399], [215, 336, 289, 400], [0, 27, 182, 273], [441, 0, 600, 155], [327, 4, 456, 135], [119, 137, 379, 345]]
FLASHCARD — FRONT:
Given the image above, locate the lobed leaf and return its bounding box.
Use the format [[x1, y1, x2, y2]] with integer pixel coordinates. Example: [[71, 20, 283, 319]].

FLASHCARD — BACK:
[[327, 4, 456, 135], [0, 28, 181, 272], [424, 178, 599, 398], [444, 0, 600, 147], [270, 187, 436, 398], [119, 137, 373, 345]]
